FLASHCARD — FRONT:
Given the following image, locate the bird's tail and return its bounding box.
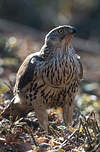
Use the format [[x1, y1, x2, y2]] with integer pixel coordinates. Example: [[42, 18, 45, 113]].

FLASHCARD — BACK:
[[1, 95, 31, 121], [1, 97, 15, 119]]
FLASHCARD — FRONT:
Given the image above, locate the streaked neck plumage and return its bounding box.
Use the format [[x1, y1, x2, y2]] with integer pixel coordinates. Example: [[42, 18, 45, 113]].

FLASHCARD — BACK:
[[40, 42, 72, 60]]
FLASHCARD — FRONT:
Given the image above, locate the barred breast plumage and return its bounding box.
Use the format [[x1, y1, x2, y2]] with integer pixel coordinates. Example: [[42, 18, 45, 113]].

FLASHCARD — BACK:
[[1, 25, 83, 131]]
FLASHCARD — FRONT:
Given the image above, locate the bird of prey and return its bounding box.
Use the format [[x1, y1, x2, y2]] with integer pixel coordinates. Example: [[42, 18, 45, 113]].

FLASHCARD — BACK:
[[1, 25, 83, 131]]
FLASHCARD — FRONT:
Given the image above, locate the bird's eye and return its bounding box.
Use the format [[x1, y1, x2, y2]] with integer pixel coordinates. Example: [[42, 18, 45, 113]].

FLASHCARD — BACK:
[[58, 29, 64, 34]]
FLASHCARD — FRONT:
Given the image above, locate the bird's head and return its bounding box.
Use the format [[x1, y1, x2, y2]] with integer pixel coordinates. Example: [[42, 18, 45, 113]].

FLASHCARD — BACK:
[[45, 25, 77, 49]]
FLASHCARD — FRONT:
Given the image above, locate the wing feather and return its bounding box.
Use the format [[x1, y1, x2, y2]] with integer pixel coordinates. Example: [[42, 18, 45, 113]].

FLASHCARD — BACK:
[[15, 53, 44, 92]]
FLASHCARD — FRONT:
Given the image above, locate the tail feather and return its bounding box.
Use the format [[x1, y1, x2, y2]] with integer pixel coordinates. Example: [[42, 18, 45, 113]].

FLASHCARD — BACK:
[[1, 95, 32, 121]]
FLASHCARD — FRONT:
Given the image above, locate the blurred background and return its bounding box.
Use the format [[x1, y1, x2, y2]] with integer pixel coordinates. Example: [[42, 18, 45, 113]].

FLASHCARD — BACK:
[[0, 0, 100, 116]]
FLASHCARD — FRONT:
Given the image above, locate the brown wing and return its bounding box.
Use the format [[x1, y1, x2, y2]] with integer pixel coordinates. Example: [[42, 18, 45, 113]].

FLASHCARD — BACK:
[[15, 53, 45, 92]]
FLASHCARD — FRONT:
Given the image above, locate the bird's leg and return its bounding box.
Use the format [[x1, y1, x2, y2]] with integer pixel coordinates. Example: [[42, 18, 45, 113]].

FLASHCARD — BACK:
[[62, 97, 74, 127], [34, 103, 48, 132], [34, 104, 59, 136]]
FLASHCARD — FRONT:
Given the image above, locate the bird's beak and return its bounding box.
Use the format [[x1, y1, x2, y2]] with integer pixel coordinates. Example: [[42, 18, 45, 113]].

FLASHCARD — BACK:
[[71, 27, 77, 34]]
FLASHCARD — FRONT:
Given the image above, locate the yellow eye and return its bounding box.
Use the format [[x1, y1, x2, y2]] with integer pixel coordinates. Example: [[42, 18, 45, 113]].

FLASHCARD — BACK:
[[58, 29, 64, 34]]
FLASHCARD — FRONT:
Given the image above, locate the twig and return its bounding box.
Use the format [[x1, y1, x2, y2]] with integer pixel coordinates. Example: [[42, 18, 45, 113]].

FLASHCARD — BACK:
[[58, 129, 79, 150], [80, 118, 92, 147], [23, 125, 38, 146], [3, 77, 14, 96]]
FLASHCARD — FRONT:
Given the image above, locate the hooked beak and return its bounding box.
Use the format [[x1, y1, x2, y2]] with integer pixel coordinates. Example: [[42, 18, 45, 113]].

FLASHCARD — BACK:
[[71, 27, 77, 34]]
